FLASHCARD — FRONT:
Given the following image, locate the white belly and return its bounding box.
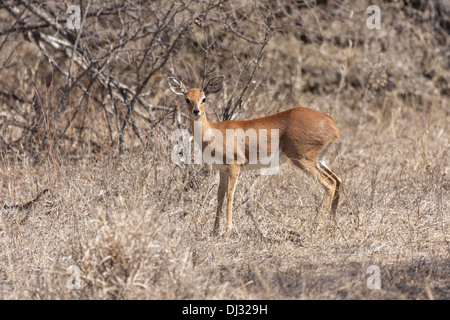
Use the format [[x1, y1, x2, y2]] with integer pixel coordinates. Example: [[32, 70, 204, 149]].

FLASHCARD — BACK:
[[212, 150, 288, 175]]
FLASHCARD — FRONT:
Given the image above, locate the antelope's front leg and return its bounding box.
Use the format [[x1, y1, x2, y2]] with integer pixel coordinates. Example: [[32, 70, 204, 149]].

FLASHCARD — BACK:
[[224, 165, 240, 237], [212, 171, 228, 236]]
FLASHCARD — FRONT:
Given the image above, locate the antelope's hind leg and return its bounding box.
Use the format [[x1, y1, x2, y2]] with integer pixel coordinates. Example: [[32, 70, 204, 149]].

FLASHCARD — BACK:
[[318, 161, 341, 216], [290, 158, 337, 217]]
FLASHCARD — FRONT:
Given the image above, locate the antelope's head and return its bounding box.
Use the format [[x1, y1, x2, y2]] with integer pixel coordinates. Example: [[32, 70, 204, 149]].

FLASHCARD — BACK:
[[168, 76, 224, 118]]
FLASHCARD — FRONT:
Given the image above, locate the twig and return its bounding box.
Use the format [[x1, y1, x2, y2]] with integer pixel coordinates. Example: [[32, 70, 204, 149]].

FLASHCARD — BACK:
[[3, 188, 49, 211], [223, 27, 272, 121]]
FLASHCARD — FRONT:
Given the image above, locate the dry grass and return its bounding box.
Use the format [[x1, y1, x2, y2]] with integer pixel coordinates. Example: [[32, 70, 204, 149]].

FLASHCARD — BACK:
[[0, 0, 449, 299], [1, 100, 448, 299]]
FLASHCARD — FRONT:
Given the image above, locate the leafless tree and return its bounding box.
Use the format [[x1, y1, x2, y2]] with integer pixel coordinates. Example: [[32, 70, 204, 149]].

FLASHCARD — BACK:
[[0, 0, 283, 157]]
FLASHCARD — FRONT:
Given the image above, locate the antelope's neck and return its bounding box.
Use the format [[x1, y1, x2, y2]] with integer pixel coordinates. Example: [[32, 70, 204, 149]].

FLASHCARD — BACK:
[[191, 114, 211, 147]]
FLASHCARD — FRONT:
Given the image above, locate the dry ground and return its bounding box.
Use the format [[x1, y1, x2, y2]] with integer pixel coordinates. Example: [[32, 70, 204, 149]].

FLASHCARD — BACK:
[[0, 99, 448, 299]]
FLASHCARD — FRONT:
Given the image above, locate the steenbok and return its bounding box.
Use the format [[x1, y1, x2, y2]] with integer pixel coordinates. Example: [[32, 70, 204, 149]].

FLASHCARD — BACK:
[[168, 76, 341, 237]]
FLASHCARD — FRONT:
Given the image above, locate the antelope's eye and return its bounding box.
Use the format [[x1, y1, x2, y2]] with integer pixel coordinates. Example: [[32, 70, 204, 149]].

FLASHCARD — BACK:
[[201, 97, 206, 104], [185, 98, 191, 104]]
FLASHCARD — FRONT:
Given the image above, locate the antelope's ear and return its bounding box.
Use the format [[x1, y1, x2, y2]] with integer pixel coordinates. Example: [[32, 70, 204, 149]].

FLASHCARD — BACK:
[[203, 76, 224, 96], [167, 77, 187, 96]]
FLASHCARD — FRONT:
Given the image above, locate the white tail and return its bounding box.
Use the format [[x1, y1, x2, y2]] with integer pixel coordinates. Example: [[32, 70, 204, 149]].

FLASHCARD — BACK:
[[169, 76, 342, 237]]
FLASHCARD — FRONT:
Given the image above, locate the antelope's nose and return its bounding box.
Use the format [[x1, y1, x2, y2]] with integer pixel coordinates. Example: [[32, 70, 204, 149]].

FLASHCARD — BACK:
[[192, 108, 200, 116]]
